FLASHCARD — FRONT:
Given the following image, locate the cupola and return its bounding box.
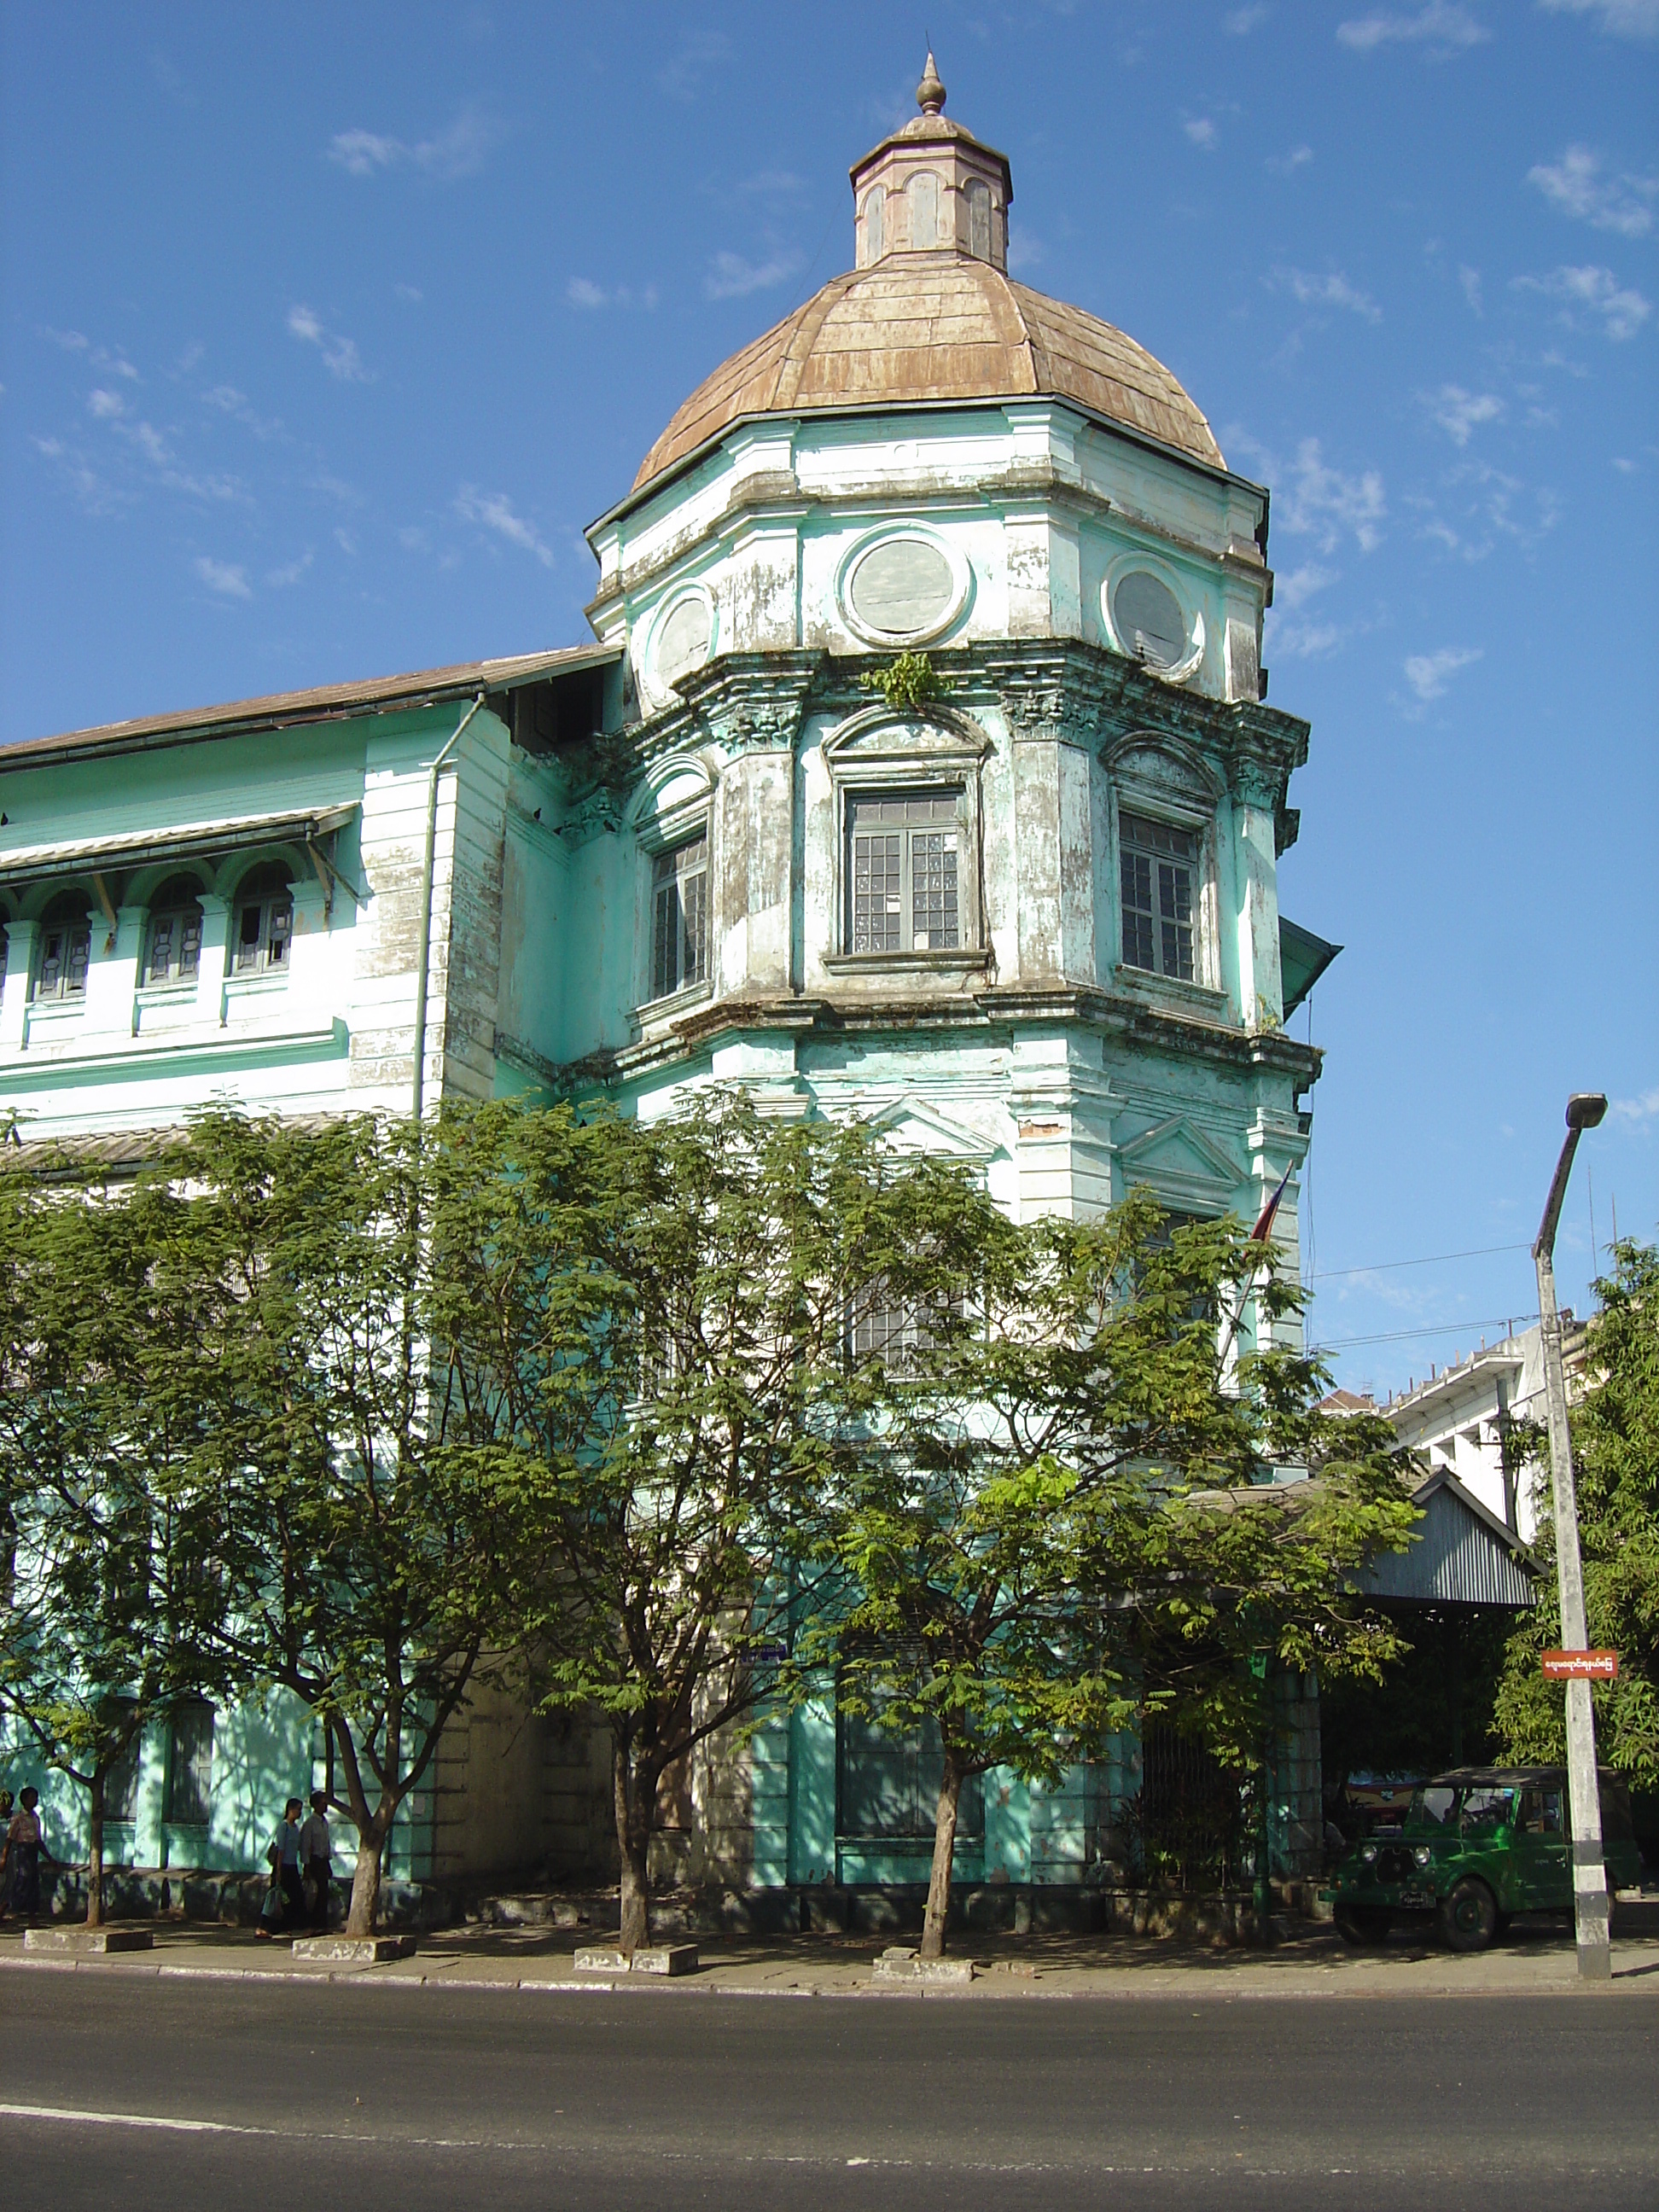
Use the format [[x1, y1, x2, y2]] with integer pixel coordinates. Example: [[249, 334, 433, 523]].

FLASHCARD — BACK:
[[850, 52, 1013, 271]]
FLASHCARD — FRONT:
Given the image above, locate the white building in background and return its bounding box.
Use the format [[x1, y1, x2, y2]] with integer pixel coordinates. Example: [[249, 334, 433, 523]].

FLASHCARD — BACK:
[[1383, 1317, 1587, 1545]]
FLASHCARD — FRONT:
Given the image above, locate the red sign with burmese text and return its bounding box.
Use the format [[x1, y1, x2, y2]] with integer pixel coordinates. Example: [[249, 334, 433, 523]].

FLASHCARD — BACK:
[[1540, 1650, 1619, 1681]]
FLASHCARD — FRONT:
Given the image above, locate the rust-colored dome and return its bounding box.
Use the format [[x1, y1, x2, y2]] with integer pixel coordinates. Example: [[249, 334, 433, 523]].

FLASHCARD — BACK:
[[633, 256, 1225, 492]]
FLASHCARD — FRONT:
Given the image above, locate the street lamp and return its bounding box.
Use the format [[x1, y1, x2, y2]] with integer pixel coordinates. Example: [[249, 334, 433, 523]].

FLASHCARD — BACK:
[[1533, 1091, 1610, 1983]]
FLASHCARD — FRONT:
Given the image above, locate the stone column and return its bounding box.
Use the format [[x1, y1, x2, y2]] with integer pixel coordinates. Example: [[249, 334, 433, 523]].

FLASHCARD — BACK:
[[84, 903, 145, 1039], [0, 919, 37, 1051], [1231, 764, 1284, 1030], [193, 894, 231, 1029]]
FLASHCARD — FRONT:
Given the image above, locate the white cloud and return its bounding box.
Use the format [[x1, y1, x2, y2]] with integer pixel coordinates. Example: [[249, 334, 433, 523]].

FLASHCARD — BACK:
[[1539, 0, 1659, 35], [1267, 145, 1314, 175], [1610, 1086, 1659, 1126], [1425, 384, 1504, 445], [704, 249, 802, 300], [195, 556, 251, 599], [1337, 3, 1490, 51], [656, 29, 730, 102], [1273, 267, 1382, 322], [566, 276, 658, 311], [88, 387, 126, 419], [454, 483, 555, 567], [1280, 438, 1387, 551], [1276, 561, 1340, 612], [1459, 264, 1484, 313], [1226, 4, 1272, 28], [32, 434, 122, 515], [1528, 146, 1656, 236], [1266, 566, 1347, 659], [1006, 225, 1045, 272], [265, 550, 313, 587], [1184, 117, 1219, 150], [1404, 644, 1481, 701], [328, 107, 504, 181], [1516, 263, 1652, 339], [287, 303, 371, 381], [395, 282, 423, 303]]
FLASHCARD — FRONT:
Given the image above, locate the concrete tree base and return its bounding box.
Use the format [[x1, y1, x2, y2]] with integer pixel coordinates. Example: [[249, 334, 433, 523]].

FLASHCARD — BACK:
[[573, 1943, 699, 1976], [290, 1935, 418, 1965], [871, 1946, 975, 1984], [24, 1926, 154, 1955]]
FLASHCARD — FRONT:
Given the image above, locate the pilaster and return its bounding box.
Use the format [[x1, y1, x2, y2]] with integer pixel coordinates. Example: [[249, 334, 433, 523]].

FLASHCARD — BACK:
[[0, 919, 37, 1051]]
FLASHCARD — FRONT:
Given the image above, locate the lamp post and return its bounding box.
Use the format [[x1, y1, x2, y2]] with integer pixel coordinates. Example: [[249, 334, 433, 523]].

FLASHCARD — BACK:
[[1533, 1091, 1610, 1982]]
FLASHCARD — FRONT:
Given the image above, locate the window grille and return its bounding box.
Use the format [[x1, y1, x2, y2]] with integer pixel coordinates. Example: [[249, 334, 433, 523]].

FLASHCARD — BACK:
[[165, 1701, 214, 1826], [649, 835, 708, 1002], [847, 790, 962, 955], [34, 914, 91, 1001], [146, 877, 204, 985], [231, 867, 294, 975], [106, 1704, 143, 1825], [850, 1274, 963, 1372], [1119, 810, 1197, 981], [836, 1686, 983, 1841]]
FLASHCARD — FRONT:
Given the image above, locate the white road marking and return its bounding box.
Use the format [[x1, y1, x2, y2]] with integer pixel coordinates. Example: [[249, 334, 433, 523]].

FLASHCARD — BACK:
[[0, 2103, 518, 2150]]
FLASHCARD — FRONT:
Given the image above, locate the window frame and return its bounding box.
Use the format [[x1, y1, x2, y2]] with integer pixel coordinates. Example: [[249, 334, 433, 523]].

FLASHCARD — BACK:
[[822, 712, 990, 977], [32, 910, 92, 1004], [844, 787, 967, 958], [1118, 806, 1201, 986], [144, 882, 207, 989], [648, 830, 711, 1006], [163, 1698, 214, 1829], [1103, 762, 1221, 1000], [229, 869, 294, 979], [631, 765, 716, 1022]]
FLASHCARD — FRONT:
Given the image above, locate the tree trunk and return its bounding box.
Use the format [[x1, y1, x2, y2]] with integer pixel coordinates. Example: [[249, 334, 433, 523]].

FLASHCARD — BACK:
[[614, 1741, 653, 1956], [346, 1838, 382, 1937], [85, 1768, 105, 1930], [920, 1757, 963, 1960]]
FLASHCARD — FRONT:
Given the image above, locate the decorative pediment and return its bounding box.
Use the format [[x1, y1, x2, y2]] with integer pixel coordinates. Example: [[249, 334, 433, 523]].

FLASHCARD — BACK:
[[865, 1093, 1002, 1165], [1118, 1113, 1243, 1213], [822, 701, 992, 765]]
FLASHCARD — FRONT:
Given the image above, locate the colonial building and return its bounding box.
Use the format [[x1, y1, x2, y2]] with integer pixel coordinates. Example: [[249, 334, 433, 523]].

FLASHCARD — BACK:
[[2, 62, 1339, 1910]]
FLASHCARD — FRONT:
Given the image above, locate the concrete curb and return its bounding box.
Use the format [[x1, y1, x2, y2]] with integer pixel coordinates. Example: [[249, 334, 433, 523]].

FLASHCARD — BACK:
[[2, 1949, 1656, 2002]]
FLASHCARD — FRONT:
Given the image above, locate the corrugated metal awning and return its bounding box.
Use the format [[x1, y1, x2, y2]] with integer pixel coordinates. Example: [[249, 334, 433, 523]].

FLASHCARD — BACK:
[[1358, 1469, 1536, 1610], [0, 801, 358, 888]]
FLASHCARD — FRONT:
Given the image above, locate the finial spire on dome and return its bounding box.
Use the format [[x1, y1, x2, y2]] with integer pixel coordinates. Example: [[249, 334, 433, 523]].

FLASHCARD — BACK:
[[917, 49, 946, 115]]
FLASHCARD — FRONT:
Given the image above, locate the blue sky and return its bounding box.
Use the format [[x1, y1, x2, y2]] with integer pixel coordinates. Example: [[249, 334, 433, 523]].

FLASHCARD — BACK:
[[3, 0, 1655, 1394]]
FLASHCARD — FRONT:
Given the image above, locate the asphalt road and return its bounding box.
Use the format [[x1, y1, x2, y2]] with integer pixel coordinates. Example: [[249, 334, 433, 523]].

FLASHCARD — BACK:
[[2, 1976, 1655, 2209]]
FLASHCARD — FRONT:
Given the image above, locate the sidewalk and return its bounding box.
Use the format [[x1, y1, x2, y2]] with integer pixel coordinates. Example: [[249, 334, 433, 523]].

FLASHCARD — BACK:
[[3, 1913, 1656, 2000]]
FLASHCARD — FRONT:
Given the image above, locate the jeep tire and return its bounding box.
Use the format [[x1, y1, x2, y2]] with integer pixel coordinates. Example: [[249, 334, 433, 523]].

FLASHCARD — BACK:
[[1439, 1877, 1498, 1953]]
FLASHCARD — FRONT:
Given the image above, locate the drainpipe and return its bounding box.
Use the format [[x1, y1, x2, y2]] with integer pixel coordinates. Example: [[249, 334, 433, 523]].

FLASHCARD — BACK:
[[410, 694, 486, 1120]]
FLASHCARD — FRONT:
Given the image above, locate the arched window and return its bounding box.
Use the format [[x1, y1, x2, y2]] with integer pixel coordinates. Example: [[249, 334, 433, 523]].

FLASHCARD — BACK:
[[909, 171, 939, 250], [863, 187, 885, 261], [230, 863, 294, 975], [34, 893, 91, 1003], [145, 875, 205, 986], [967, 179, 992, 261]]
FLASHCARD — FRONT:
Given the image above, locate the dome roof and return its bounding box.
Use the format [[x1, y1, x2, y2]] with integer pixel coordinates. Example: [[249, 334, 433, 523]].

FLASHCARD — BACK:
[[632, 258, 1225, 492]]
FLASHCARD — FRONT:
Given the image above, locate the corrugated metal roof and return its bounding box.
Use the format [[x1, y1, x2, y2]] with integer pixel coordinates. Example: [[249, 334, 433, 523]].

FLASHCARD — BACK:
[[2, 641, 620, 771], [0, 802, 358, 887], [1359, 1470, 1536, 1610]]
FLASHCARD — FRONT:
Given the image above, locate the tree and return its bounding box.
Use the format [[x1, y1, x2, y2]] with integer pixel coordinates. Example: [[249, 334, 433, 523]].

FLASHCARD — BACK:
[[1496, 1239, 1659, 1787], [802, 1194, 1418, 1958], [0, 1154, 224, 1926], [160, 1109, 579, 1936], [440, 1092, 958, 1954]]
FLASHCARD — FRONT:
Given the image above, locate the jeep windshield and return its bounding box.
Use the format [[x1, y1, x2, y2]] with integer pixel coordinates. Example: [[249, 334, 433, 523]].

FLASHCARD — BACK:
[[1408, 1784, 1516, 1836]]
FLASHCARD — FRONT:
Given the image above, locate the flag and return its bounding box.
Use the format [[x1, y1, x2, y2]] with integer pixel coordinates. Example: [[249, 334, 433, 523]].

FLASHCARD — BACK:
[[1249, 1162, 1294, 1244]]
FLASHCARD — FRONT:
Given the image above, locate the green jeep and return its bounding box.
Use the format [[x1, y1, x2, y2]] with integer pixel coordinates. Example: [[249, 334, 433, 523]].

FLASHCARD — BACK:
[[1330, 1765, 1644, 1953]]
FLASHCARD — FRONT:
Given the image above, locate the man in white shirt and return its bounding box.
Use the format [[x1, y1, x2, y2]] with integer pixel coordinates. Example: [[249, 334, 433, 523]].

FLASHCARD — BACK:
[[298, 1791, 335, 1934]]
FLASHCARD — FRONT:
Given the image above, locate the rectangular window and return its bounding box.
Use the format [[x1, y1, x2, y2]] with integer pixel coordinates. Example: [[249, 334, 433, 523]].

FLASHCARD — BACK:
[[649, 835, 708, 1002], [1120, 810, 1197, 982], [34, 922, 91, 1001], [164, 1700, 214, 1826], [847, 790, 961, 955], [106, 1701, 143, 1825], [836, 1689, 983, 1841], [147, 909, 203, 985], [233, 895, 292, 974], [850, 1275, 963, 1373]]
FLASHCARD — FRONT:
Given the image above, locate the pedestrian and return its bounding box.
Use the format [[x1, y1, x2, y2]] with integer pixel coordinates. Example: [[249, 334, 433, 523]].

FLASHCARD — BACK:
[[0, 1789, 14, 1918], [5, 1788, 46, 1922], [257, 1797, 306, 1940], [298, 1790, 335, 1934]]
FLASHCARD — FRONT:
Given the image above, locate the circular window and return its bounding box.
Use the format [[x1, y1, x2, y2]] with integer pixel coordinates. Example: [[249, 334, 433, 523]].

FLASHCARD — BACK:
[[1110, 572, 1188, 670], [653, 594, 713, 691], [847, 536, 957, 641]]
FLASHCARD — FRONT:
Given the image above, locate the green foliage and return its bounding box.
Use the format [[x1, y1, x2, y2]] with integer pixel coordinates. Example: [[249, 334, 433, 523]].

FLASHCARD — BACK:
[[1497, 1240, 1659, 1787], [858, 651, 948, 713], [0, 1152, 228, 1920]]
